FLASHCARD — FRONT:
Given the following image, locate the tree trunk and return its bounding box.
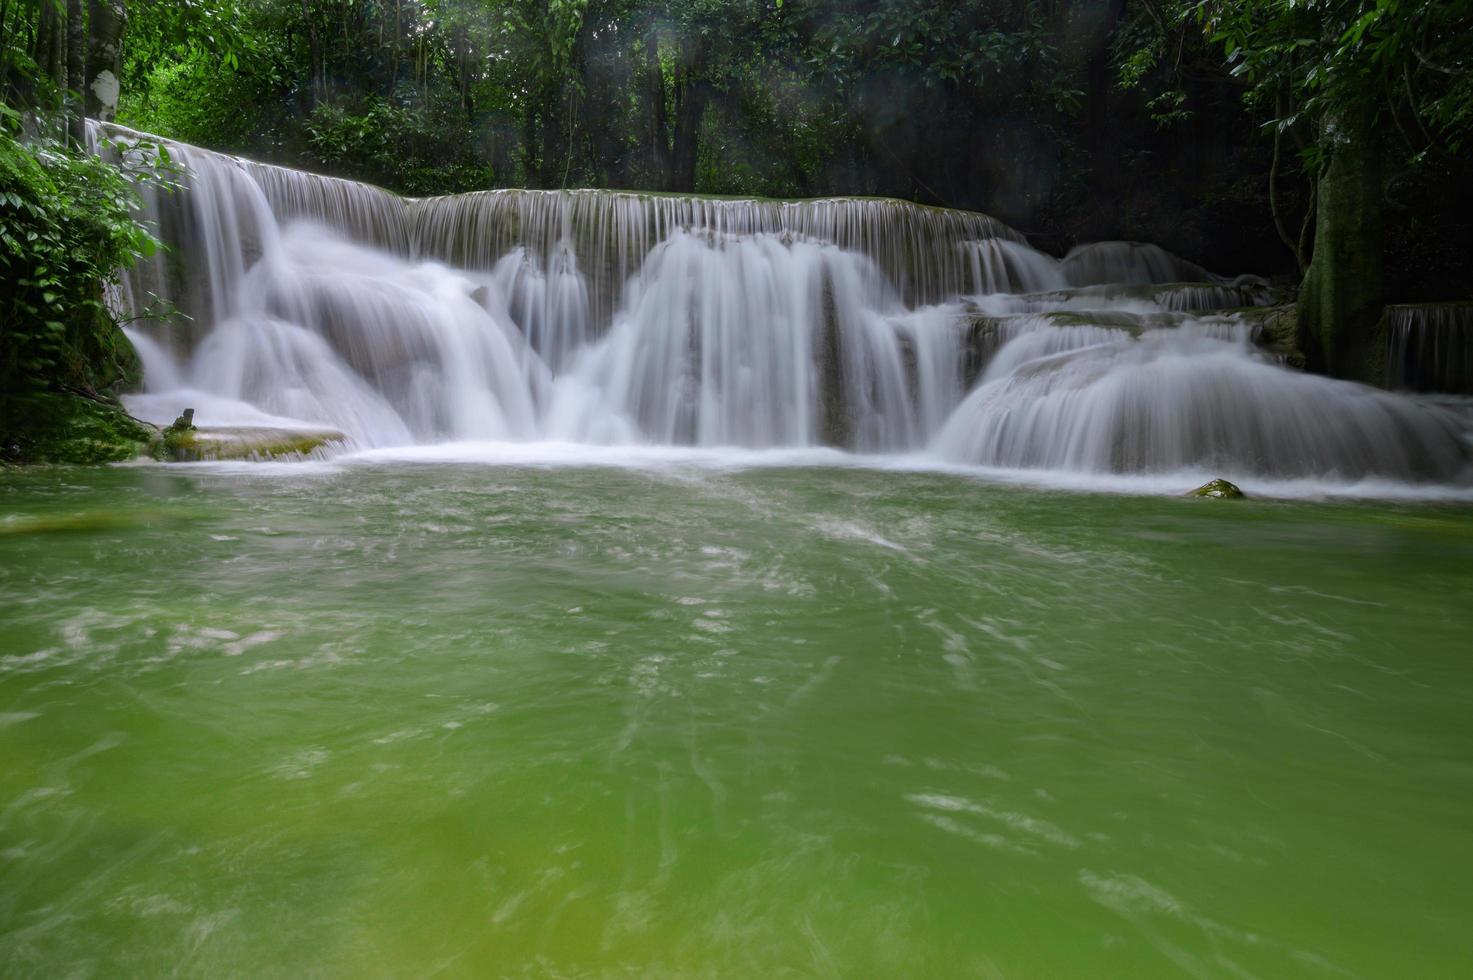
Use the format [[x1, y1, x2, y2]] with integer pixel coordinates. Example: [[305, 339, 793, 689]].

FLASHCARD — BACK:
[[85, 0, 125, 122], [299, 0, 322, 106], [643, 31, 672, 190], [530, 71, 571, 188], [65, 0, 84, 146], [521, 104, 540, 187], [1297, 103, 1385, 382], [669, 67, 707, 192], [42, 0, 66, 98]]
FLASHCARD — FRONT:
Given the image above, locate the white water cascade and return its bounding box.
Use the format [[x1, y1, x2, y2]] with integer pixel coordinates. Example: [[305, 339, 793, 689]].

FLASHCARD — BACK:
[[1385, 304, 1473, 396], [98, 123, 1472, 489], [935, 321, 1468, 481], [553, 231, 932, 450]]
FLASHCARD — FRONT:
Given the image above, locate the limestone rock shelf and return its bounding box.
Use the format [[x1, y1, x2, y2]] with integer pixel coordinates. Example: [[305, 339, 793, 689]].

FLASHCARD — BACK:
[[154, 425, 347, 462]]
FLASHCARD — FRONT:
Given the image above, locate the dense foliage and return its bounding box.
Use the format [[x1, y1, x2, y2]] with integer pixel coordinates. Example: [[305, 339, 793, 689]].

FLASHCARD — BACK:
[[0, 108, 159, 395], [1119, 0, 1473, 284], [0, 111, 164, 461], [1115, 0, 1473, 375], [1, 2, 168, 461], [102, 0, 1284, 267]]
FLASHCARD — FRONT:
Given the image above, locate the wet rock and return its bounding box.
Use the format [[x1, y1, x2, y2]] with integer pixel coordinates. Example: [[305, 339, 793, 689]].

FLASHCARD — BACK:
[[1227, 304, 1304, 370], [1187, 479, 1245, 499], [153, 425, 347, 462]]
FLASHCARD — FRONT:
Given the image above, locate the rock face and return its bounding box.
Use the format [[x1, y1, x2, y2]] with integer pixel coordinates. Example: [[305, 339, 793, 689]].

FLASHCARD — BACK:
[[153, 425, 347, 462], [1231, 304, 1304, 370], [1187, 479, 1246, 499]]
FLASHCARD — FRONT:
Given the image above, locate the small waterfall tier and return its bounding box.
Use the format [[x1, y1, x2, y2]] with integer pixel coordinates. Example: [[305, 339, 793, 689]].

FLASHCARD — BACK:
[[1386, 303, 1473, 395], [94, 123, 1472, 488], [934, 319, 1468, 480]]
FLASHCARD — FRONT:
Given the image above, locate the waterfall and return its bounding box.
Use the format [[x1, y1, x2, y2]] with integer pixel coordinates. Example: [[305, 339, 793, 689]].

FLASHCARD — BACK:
[[493, 244, 593, 372], [1058, 241, 1218, 286], [1386, 304, 1473, 395], [409, 189, 1022, 327], [962, 239, 1069, 294], [933, 321, 1469, 480], [545, 231, 951, 450], [95, 122, 1471, 487]]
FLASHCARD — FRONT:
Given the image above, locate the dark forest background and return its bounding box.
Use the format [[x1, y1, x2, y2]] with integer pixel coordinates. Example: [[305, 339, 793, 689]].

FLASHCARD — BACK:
[[114, 0, 1295, 277]]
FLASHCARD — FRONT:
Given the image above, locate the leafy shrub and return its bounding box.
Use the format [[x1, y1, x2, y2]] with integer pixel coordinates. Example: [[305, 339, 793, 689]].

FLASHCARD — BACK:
[[0, 106, 162, 395], [304, 94, 492, 195]]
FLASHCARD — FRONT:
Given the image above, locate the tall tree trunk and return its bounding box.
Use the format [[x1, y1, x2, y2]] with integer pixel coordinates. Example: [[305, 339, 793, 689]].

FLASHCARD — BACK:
[[456, 26, 471, 117], [299, 0, 322, 106], [521, 104, 540, 187], [0, 0, 16, 102], [51, 11, 65, 98], [665, 37, 709, 192], [391, 0, 401, 89], [42, 0, 66, 97], [536, 82, 570, 188], [65, 0, 84, 146], [1297, 103, 1385, 382], [85, 0, 125, 122], [643, 30, 672, 190], [669, 70, 707, 193]]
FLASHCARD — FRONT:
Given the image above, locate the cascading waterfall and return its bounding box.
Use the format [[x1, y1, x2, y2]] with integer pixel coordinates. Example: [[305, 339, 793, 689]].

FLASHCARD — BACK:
[[186, 226, 544, 446], [493, 244, 593, 372], [410, 188, 1023, 325], [550, 231, 936, 450], [934, 321, 1468, 480], [97, 122, 1472, 487], [1057, 241, 1218, 286]]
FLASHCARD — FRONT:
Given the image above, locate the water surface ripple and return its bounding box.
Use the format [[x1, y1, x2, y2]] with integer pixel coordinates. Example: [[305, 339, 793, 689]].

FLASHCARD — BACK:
[[2, 463, 1471, 977]]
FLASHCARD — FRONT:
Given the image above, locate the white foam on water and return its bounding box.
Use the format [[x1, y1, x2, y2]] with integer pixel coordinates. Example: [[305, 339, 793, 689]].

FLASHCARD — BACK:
[[189, 440, 1471, 503]]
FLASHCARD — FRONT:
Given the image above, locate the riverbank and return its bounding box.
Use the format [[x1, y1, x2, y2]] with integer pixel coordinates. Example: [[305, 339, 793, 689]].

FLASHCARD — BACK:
[[0, 391, 154, 466]]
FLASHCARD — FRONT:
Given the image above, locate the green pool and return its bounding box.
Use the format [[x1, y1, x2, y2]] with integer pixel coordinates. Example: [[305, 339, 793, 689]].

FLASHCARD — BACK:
[[3, 459, 1471, 977]]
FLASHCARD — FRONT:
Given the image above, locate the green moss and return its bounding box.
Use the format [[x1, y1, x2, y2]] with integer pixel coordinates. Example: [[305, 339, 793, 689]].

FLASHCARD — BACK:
[[0, 391, 154, 466], [152, 426, 346, 462], [1038, 310, 1172, 332], [1187, 479, 1246, 499], [1224, 304, 1306, 369]]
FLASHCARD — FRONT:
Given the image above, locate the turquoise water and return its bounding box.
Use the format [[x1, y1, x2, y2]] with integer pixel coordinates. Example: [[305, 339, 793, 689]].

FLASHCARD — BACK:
[[3, 458, 1472, 977]]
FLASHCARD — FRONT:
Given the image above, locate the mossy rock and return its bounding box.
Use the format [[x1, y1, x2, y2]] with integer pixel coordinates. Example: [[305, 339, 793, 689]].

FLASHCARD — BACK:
[[0, 391, 153, 465], [1187, 479, 1246, 499], [152, 425, 347, 462], [1226, 305, 1305, 369]]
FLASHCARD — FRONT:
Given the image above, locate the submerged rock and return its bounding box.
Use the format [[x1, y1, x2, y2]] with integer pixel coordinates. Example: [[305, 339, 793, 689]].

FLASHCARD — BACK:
[[1188, 479, 1245, 499], [153, 425, 347, 462], [0, 508, 183, 537]]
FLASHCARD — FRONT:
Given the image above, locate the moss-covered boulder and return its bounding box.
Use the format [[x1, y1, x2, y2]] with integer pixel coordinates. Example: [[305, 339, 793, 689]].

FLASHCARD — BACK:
[[1187, 479, 1246, 499], [0, 391, 153, 465], [1223, 304, 1305, 370], [152, 425, 347, 462]]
